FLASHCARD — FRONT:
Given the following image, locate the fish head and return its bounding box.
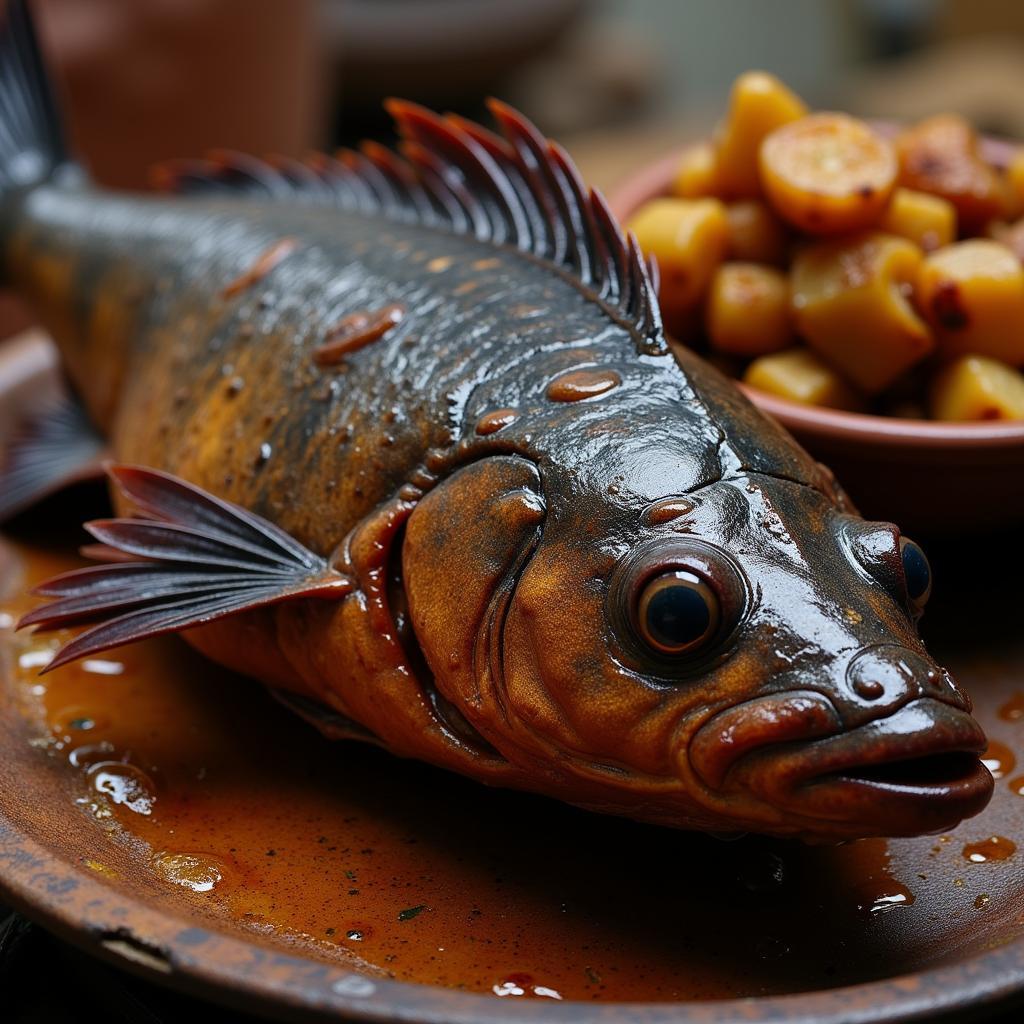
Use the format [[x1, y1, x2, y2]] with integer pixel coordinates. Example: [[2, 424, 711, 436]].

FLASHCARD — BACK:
[[402, 448, 992, 841]]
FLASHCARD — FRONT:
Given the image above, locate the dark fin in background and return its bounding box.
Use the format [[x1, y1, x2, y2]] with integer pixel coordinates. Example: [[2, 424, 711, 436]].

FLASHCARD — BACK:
[[0, 0, 76, 210], [0, 391, 105, 521], [154, 99, 664, 354], [18, 465, 353, 672]]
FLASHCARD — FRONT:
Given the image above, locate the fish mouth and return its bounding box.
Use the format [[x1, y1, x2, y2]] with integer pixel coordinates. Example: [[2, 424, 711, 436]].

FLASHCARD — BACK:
[[705, 697, 994, 839]]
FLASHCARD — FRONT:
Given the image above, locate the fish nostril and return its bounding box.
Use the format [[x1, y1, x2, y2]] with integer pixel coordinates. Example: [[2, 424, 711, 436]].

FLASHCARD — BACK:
[[852, 677, 885, 701]]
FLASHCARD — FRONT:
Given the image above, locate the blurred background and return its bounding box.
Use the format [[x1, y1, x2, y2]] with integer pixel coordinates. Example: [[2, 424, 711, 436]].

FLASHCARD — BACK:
[[6, 0, 1024, 330]]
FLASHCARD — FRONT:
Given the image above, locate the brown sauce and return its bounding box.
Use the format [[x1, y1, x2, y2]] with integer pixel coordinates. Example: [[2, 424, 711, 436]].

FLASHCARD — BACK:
[[999, 692, 1024, 722], [474, 409, 518, 436], [2, 538, 1023, 1002], [546, 369, 621, 403], [314, 304, 405, 365], [982, 740, 1017, 780], [962, 836, 1017, 863], [220, 238, 298, 299]]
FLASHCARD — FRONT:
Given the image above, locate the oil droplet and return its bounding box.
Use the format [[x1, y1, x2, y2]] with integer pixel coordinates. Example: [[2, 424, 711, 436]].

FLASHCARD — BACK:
[[475, 408, 518, 436], [975, 893, 991, 909], [963, 836, 1017, 863], [87, 762, 157, 816], [153, 852, 224, 893], [82, 659, 124, 676], [18, 646, 55, 670], [547, 368, 621, 403], [998, 692, 1024, 722], [314, 304, 405, 365], [982, 740, 1016, 780], [1008, 776, 1024, 796], [866, 886, 915, 913], [493, 974, 562, 999], [51, 706, 107, 739], [346, 929, 365, 941]]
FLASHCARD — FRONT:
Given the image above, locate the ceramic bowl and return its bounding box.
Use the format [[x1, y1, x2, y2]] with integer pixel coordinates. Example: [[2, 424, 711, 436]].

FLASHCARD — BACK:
[[609, 146, 1024, 536]]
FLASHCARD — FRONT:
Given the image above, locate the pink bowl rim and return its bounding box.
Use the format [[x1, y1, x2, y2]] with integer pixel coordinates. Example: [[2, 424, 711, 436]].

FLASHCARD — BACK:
[[608, 147, 1024, 450]]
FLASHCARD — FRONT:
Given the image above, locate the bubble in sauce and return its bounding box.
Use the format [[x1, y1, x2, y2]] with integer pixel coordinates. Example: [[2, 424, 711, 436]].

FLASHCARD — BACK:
[[68, 741, 116, 768], [153, 852, 224, 893], [87, 762, 157, 816], [981, 740, 1016, 780], [963, 836, 1017, 863], [493, 974, 563, 1000]]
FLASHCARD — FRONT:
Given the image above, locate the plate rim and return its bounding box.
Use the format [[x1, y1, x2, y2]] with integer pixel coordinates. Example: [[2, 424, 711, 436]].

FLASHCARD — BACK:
[[2, 802, 1024, 1024]]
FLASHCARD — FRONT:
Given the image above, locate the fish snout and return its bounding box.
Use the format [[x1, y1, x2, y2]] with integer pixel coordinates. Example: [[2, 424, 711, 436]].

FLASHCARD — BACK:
[[839, 645, 971, 726]]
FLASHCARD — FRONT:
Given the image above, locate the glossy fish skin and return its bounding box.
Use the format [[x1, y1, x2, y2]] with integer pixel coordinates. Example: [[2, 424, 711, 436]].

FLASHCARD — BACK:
[[1, 3, 992, 840]]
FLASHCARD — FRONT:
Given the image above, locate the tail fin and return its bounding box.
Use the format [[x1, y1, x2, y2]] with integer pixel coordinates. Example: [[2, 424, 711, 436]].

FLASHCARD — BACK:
[[0, 0, 70, 195]]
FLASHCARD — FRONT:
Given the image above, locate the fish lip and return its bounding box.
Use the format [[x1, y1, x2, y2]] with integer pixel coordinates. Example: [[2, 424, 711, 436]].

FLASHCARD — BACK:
[[737, 698, 994, 836]]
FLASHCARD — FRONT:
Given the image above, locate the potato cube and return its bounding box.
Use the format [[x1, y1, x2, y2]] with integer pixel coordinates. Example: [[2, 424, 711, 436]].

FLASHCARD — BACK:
[[879, 188, 956, 252], [713, 71, 807, 199], [627, 198, 729, 333], [706, 263, 792, 356], [743, 348, 864, 411], [917, 240, 1024, 365], [760, 114, 897, 235], [895, 115, 1010, 233], [930, 355, 1024, 421], [672, 142, 720, 198], [725, 201, 788, 264], [791, 232, 933, 393]]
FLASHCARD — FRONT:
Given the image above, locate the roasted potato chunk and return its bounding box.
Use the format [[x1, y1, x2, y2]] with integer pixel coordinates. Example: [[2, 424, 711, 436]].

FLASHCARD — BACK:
[[706, 263, 791, 356], [743, 348, 864, 411], [713, 71, 807, 199], [725, 200, 788, 264], [895, 115, 1010, 233], [759, 114, 897, 235], [628, 199, 729, 334], [930, 355, 1024, 420], [917, 240, 1024, 365], [791, 232, 933, 393], [672, 142, 720, 199], [879, 188, 956, 252]]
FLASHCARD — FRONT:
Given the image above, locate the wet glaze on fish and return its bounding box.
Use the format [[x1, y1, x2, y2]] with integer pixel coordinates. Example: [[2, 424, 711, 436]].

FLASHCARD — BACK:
[[0, 1, 992, 840]]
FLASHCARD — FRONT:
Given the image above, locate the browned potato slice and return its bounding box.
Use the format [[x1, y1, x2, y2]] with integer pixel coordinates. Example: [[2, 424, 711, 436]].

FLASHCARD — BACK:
[[895, 115, 1010, 233], [917, 240, 1024, 365], [879, 188, 956, 252], [672, 142, 720, 199], [791, 232, 933, 393], [706, 263, 792, 357], [759, 114, 897, 235], [743, 348, 864, 410], [930, 355, 1024, 420], [725, 201, 788, 264], [713, 71, 807, 199], [627, 198, 729, 336]]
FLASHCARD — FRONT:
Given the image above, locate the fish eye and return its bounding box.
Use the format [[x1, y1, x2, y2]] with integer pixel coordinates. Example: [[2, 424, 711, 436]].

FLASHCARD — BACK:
[[637, 571, 720, 655], [899, 537, 932, 611]]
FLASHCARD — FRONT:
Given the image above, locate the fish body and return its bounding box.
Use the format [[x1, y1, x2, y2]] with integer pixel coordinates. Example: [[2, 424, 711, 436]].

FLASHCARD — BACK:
[[0, 1, 992, 839]]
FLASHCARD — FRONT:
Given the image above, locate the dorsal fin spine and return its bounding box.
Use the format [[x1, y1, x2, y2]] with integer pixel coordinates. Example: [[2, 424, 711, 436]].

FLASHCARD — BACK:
[[156, 98, 665, 354]]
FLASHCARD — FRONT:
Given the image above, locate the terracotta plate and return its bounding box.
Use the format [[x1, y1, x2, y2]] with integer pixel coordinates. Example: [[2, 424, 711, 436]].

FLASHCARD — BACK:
[[1, 337, 1024, 1023]]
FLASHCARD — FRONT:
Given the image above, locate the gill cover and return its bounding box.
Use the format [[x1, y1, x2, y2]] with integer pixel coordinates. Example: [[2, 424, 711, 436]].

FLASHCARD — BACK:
[[402, 456, 545, 736]]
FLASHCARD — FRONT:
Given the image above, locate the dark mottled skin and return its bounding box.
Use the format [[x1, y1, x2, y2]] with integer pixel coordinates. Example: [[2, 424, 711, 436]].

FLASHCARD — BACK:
[[3, 181, 994, 839]]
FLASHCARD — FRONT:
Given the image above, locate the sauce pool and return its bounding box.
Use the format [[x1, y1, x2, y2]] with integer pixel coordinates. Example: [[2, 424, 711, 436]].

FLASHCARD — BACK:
[[2, 536, 1023, 1002]]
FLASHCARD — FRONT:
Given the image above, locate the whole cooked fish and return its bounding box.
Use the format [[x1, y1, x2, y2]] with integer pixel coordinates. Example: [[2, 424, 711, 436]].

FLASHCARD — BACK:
[[0, 1, 992, 840]]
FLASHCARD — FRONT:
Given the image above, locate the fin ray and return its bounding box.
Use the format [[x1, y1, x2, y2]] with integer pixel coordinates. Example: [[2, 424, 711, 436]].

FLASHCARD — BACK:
[[19, 465, 352, 670]]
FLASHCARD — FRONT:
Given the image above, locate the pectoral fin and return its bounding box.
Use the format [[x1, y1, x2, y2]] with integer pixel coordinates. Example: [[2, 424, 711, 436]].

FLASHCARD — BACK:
[[18, 465, 352, 672]]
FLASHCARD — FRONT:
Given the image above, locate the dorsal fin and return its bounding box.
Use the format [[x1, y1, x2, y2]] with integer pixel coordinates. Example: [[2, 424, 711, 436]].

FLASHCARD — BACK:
[[153, 99, 665, 354]]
